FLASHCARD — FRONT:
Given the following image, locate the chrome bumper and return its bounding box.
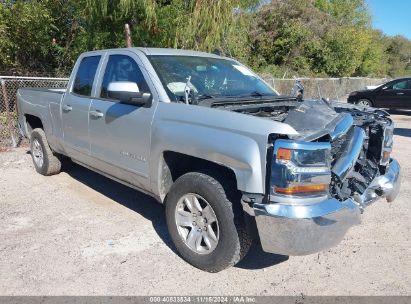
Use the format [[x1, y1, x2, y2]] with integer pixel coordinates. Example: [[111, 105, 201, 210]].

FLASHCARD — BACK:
[[244, 159, 401, 256]]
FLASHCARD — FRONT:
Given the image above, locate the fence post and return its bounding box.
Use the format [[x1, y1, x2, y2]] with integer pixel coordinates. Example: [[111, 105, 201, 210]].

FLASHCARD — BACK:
[[124, 23, 133, 48], [1, 79, 16, 148], [333, 78, 339, 101], [316, 79, 322, 99]]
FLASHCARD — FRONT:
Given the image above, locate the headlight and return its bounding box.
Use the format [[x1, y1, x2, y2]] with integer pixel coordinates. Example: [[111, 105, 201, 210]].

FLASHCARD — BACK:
[[380, 122, 394, 166], [349, 91, 358, 97], [270, 140, 331, 202]]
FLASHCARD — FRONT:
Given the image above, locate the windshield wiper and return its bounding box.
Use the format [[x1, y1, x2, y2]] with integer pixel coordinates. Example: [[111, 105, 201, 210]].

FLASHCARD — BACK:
[[243, 91, 276, 98], [224, 91, 274, 99], [250, 91, 264, 97], [199, 92, 267, 100], [197, 94, 216, 100]]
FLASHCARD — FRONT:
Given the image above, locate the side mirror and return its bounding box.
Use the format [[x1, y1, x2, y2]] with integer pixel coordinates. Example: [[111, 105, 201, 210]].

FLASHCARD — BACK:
[[107, 81, 151, 106]]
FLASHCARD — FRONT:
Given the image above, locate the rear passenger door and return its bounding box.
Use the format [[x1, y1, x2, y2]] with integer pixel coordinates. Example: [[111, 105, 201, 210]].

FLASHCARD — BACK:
[[62, 55, 101, 160], [88, 51, 157, 190]]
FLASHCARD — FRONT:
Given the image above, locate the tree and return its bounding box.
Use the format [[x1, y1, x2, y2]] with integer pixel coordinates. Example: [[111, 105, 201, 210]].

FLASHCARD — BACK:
[[249, 0, 386, 77], [46, 0, 256, 73], [0, 0, 411, 77], [0, 0, 55, 75], [355, 30, 387, 77], [383, 35, 411, 77], [0, 3, 13, 71], [315, 0, 370, 27]]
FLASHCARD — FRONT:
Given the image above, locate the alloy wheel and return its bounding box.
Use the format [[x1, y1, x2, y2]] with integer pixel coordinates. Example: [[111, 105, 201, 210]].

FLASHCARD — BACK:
[[175, 193, 219, 254]]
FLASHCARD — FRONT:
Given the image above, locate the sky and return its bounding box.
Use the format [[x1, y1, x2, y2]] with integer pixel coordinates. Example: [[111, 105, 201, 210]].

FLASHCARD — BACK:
[[367, 0, 411, 39]]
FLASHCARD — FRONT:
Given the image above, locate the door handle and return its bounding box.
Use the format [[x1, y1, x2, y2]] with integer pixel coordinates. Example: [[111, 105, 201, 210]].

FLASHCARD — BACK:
[[62, 104, 72, 112], [396, 92, 405, 95], [89, 110, 104, 118]]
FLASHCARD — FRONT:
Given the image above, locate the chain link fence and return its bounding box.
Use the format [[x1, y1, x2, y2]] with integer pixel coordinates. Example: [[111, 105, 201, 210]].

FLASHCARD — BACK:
[[0, 77, 69, 150], [0, 75, 389, 149], [261, 76, 389, 101]]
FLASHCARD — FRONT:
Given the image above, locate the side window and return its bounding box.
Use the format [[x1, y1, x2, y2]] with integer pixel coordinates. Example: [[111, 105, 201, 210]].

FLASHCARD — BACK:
[[391, 80, 408, 90], [101, 55, 150, 98], [73, 56, 101, 96]]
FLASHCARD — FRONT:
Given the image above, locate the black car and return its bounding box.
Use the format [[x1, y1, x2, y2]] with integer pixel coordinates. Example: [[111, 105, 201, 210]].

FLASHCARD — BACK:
[[347, 77, 411, 108]]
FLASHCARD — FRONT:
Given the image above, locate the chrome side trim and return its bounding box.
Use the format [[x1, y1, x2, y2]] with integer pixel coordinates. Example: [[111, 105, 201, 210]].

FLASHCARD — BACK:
[[329, 113, 353, 140], [332, 126, 365, 180]]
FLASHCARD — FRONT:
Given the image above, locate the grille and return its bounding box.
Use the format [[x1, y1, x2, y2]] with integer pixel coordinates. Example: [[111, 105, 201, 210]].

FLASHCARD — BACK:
[[330, 123, 385, 200]]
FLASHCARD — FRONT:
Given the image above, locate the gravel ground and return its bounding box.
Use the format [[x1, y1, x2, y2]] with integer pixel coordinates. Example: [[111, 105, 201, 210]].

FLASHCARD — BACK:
[[0, 111, 410, 296]]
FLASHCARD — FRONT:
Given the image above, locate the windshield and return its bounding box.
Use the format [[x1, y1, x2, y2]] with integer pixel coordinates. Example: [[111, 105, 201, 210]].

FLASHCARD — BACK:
[[148, 55, 278, 102]]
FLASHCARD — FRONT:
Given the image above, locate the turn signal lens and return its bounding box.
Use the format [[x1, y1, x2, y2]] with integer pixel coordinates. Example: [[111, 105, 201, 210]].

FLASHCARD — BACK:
[[276, 148, 292, 160], [274, 184, 328, 195], [382, 151, 391, 163]]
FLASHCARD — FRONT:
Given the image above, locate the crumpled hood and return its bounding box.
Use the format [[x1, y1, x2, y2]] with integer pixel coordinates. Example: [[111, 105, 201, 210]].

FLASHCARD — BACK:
[[284, 99, 349, 141]]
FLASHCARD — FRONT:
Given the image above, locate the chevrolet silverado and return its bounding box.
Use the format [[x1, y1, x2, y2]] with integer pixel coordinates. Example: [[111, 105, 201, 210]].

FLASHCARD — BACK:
[[17, 48, 401, 272]]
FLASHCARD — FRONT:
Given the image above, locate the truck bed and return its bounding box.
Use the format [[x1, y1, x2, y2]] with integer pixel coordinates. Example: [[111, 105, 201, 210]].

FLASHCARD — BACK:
[[17, 87, 66, 106], [18, 87, 66, 97], [17, 87, 67, 140]]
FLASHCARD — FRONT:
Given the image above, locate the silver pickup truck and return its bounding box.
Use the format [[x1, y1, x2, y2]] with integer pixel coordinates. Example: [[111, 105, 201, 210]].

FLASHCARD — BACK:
[[17, 48, 401, 272]]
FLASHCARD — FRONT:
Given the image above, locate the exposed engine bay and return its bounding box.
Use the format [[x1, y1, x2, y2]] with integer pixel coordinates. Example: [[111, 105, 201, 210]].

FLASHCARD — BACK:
[[212, 98, 394, 202]]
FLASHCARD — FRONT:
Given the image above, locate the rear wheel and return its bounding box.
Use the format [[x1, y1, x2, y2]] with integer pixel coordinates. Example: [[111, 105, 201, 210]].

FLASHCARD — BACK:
[[165, 172, 252, 272], [30, 128, 61, 176], [356, 99, 373, 107]]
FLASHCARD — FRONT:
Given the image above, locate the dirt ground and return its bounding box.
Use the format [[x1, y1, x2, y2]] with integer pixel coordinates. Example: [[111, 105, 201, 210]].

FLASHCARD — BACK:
[[0, 111, 410, 296]]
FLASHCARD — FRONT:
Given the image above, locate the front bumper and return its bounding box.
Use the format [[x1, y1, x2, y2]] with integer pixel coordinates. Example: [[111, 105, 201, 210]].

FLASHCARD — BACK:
[[243, 159, 401, 256]]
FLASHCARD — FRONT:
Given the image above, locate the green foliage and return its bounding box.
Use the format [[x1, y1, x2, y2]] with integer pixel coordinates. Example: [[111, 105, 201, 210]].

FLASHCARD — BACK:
[[355, 30, 387, 77], [383, 35, 411, 77], [0, 0, 410, 77], [249, 0, 369, 76], [0, 0, 55, 74], [0, 4, 13, 68], [250, 0, 410, 77], [315, 0, 370, 27]]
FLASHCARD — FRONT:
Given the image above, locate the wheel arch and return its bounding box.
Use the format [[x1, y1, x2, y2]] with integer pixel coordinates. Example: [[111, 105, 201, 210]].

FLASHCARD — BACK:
[[25, 114, 44, 133], [157, 151, 240, 202]]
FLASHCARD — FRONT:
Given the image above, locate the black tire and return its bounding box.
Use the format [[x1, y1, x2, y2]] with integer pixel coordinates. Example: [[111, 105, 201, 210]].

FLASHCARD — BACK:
[[165, 172, 252, 272], [30, 128, 61, 176], [60, 155, 74, 171], [356, 98, 373, 107]]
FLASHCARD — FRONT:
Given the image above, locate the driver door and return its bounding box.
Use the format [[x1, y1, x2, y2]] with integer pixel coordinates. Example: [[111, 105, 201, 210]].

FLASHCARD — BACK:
[[375, 79, 410, 108]]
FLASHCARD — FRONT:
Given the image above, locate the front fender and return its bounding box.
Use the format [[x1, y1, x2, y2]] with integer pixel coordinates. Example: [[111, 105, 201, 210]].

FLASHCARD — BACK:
[[149, 102, 298, 199], [152, 120, 263, 193]]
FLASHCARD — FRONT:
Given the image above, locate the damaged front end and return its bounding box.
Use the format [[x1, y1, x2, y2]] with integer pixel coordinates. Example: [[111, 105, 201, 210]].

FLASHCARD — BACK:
[[329, 108, 398, 208], [235, 99, 401, 256], [281, 99, 399, 209]]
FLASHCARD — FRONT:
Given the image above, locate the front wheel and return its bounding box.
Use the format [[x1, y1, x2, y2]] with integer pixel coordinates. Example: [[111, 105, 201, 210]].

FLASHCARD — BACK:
[[356, 99, 373, 107], [165, 172, 252, 272]]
